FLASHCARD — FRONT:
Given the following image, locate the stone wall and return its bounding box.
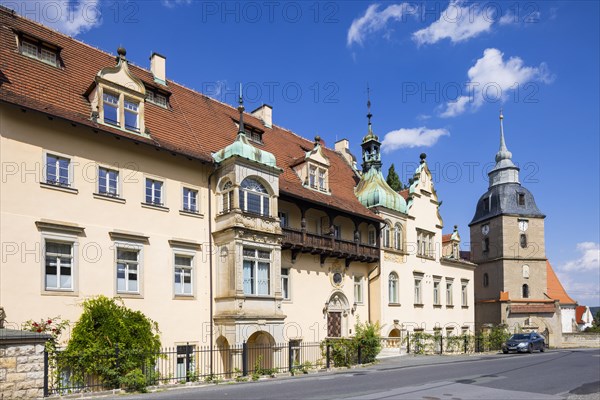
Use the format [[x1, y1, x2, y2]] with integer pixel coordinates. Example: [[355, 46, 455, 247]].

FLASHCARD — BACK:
[[561, 332, 600, 348], [0, 329, 49, 400]]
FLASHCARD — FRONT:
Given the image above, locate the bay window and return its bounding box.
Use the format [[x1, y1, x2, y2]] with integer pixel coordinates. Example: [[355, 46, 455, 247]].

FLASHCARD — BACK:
[[243, 248, 270, 295], [239, 178, 269, 216]]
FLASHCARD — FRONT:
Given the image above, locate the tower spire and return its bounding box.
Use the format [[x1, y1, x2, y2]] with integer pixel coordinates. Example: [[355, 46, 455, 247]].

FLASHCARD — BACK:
[[495, 108, 512, 163], [488, 109, 520, 187], [237, 83, 245, 135]]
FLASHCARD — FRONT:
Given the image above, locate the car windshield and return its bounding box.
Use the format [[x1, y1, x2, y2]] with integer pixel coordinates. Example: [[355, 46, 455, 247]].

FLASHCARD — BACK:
[[510, 334, 531, 340]]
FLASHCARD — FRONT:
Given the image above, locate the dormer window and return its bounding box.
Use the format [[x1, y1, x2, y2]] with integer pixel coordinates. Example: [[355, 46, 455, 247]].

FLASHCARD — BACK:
[[517, 193, 525, 206], [483, 197, 490, 211], [100, 91, 141, 132], [246, 128, 263, 144], [318, 169, 326, 190], [18, 35, 59, 67], [146, 87, 169, 108], [124, 100, 140, 131], [103, 93, 119, 126], [309, 165, 316, 188], [91, 47, 147, 136], [306, 163, 328, 192]]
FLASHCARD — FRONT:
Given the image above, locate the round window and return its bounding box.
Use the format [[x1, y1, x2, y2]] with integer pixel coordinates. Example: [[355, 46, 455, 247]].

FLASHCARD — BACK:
[[333, 272, 342, 285]]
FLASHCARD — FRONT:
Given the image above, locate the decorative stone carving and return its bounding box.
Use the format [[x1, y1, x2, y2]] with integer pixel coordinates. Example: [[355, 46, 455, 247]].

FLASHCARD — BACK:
[[0, 306, 5, 328]]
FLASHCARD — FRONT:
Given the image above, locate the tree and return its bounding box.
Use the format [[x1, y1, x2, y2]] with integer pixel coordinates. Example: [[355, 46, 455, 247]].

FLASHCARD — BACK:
[[386, 164, 404, 191], [62, 296, 161, 391]]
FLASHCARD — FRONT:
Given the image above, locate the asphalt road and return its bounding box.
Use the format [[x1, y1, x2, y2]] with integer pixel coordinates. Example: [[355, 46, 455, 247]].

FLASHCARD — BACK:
[[116, 349, 600, 400]]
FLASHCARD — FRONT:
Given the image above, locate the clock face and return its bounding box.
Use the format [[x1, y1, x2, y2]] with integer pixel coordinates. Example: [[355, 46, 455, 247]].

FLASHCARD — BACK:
[[481, 225, 489, 236], [519, 220, 529, 232]]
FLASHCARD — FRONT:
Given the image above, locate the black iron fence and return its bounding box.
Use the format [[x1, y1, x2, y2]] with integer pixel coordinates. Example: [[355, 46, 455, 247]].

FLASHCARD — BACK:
[[44, 340, 359, 396]]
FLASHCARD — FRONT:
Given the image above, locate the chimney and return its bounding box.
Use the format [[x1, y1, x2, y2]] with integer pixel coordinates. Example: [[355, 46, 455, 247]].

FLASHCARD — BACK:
[[150, 52, 166, 85], [335, 138, 358, 170], [251, 104, 273, 128]]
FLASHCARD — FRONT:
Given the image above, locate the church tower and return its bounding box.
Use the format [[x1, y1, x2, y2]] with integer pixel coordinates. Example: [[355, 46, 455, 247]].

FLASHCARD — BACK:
[[469, 111, 559, 335]]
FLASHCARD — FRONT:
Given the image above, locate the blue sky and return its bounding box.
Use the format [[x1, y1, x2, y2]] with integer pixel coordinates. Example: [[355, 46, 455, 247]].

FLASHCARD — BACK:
[[5, 0, 599, 306]]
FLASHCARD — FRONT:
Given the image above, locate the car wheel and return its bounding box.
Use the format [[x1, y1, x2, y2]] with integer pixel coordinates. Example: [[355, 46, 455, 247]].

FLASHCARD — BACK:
[[528, 344, 533, 354], [503, 350, 508, 354], [540, 344, 545, 352]]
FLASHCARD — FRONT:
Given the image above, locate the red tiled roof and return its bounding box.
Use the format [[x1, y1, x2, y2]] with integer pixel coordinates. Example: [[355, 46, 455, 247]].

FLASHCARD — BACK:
[[398, 189, 409, 200], [510, 304, 556, 314], [546, 261, 577, 305], [442, 234, 452, 243], [576, 306, 586, 324], [0, 9, 379, 221]]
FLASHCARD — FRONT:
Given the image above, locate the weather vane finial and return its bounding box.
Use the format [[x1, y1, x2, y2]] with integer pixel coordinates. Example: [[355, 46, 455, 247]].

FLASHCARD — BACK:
[[366, 84, 372, 126], [237, 82, 245, 135]]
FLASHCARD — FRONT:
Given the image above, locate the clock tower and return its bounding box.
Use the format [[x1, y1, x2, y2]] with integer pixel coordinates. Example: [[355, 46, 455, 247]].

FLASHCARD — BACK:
[[469, 112, 569, 342]]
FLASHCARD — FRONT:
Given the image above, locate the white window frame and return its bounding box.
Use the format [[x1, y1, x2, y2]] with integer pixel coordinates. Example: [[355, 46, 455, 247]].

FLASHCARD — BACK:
[[446, 279, 454, 306], [173, 251, 195, 297], [394, 224, 403, 251], [309, 165, 317, 188], [145, 177, 164, 206], [221, 181, 234, 213], [242, 247, 271, 296], [103, 91, 120, 126], [383, 223, 391, 248], [182, 187, 199, 213], [43, 238, 76, 292], [124, 98, 140, 132], [20, 39, 58, 67], [461, 280, 469, 307], [98, 166, 120, 197], [433, 278, 441, 305], [115, 243, 143, 296], [239, 178, 270, 217], [368, 228, 376, 246], [388, 272, 399, 304], [354, 275, 364, 304], [414, 276, 423, 305], [44, 152, 72, 187], [281, 267, 290, 300], [318, 167, 327, 191]]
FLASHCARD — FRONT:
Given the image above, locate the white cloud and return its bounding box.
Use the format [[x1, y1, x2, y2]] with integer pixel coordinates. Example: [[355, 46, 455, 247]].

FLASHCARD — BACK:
[[440, 48, 554, 117], [556, 272, 600, 307], [381, 127, 449, 152], [0, 0, 102, 36], [347, 3, 415, 47], [416, 114, 432, 121], [161, 0, 192, 8], [412, 0, 494, 45], [560, 242, 600, 272]]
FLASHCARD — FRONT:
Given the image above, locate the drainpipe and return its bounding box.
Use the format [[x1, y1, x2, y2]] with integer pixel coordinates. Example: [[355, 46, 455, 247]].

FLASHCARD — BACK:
[[207, 167, 216, 376]]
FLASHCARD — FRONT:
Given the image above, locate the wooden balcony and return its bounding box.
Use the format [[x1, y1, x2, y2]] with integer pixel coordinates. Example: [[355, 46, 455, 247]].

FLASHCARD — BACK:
[[281, 227, 380, 266]]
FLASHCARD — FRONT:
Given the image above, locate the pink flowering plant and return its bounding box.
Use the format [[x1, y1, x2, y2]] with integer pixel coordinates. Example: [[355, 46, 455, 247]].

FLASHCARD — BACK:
[[23, 316, 70, 391]]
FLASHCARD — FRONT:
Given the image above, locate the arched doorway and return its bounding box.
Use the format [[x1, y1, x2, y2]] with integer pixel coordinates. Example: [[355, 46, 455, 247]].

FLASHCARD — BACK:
[[389, 328, 401, 338], [247, 331, 275, 373], [216, 336, 231, 378], [326, 292, 349, 337]]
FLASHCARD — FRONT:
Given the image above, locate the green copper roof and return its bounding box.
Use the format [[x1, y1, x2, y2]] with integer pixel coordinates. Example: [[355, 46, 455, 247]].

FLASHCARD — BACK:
[[355, 168, 407, 213], [212, 132, 278, 168]]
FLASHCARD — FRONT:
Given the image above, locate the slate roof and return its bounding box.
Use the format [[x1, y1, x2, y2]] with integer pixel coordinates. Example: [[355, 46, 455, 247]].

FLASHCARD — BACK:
[[470, 183, 545, 225], [0, 8, 379, 221]]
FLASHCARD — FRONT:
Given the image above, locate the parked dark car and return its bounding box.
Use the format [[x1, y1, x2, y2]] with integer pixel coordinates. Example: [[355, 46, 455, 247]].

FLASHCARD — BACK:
[[502, 333, 546, 353]]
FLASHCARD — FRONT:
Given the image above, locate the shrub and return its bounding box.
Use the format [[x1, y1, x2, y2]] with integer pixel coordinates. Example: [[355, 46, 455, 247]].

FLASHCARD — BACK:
[[61, 296, 161, 391], [322, 319, 382, 367]]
